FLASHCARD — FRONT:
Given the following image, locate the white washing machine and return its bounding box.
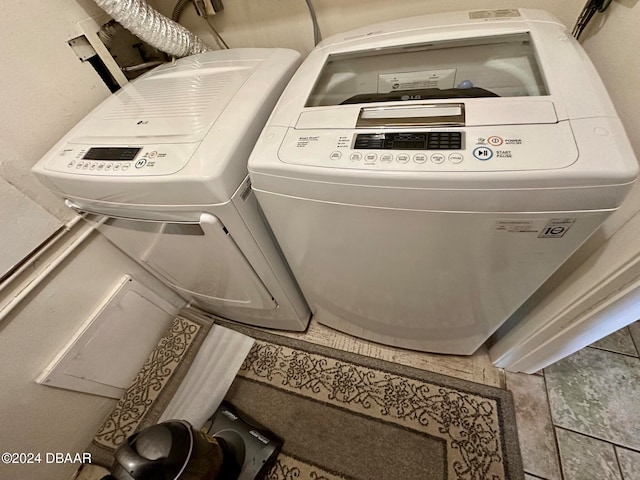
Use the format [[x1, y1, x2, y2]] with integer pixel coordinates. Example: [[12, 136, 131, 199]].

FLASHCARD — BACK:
[[248, 10, 638, 353], [32, 49, 310, 331]]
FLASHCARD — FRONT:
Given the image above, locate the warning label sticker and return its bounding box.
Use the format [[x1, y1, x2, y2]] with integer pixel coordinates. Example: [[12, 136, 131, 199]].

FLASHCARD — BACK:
[[494, 220, 541, 233], [469, 9, 521, 19]]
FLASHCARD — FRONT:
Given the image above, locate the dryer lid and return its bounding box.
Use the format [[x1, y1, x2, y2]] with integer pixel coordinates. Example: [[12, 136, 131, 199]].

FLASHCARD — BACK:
[[69, 56, 259, 145]]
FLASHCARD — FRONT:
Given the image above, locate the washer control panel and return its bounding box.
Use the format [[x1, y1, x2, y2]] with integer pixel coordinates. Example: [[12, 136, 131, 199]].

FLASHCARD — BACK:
[[278, 123, 577, 171], [43, 143, 199, 176]]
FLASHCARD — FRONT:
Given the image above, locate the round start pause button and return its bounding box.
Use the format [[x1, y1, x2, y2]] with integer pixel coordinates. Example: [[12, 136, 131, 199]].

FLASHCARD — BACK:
[[473, 147, 493, 161]]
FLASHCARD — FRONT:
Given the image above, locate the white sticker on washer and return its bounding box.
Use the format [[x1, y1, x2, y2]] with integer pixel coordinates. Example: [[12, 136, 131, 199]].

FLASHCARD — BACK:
[[494, 220, 542, 233], [494, 218, 576, 237], [378, 69, 456, 93], [469, 9, 521, 19]]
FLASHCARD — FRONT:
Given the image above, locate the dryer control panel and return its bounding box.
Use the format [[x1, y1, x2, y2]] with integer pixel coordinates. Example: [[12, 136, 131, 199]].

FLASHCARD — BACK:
[[42, 143, 199, 176]]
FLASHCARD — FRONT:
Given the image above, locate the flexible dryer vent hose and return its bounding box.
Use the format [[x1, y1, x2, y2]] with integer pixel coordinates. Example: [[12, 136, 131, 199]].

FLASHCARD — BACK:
[[93, 0, 211, 58]]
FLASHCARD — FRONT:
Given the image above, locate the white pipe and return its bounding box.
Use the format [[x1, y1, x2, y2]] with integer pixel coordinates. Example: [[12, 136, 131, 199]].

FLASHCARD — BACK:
[[0, 216, 82, 296], [93, 0, 211, 58], [0, 217, 105, 323]]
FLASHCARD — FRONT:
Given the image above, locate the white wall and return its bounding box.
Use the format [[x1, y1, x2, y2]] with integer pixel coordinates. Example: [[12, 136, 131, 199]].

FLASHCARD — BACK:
[[0, 177, 60, 278], [0, 0, 109, 221]]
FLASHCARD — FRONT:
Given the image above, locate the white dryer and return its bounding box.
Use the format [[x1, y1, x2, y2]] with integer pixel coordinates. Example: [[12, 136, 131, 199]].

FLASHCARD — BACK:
[[32, 49, 310, 331], [248, 10, 638, 352]]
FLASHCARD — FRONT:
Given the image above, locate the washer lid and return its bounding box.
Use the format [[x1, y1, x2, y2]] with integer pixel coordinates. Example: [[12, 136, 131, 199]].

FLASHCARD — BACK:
[[305, 33, 548, 108]]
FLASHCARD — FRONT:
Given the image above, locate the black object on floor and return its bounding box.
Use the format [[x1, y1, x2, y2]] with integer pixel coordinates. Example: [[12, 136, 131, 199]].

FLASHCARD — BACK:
[[204, 401, 283, 480]]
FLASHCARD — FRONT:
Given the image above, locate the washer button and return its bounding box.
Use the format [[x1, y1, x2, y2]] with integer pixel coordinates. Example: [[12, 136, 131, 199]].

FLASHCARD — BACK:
[[473, 147, 493, 161], [448, 153, 464, 164], [364, 153, 378, 162], [330, 151, 342, 161], [430, 153, 445, 164], [488, 136, 503, 146], [350, 152, 362, 162], [413, 153, 427, 164], [113, 163, 121, 171], [135, 158, 147, 169], [380, 153, 393, 163], [396, 153, 410, 163]]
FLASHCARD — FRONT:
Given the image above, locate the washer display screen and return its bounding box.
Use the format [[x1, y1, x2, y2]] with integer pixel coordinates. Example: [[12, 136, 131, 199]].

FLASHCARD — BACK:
[[354, 132, 463, 150]]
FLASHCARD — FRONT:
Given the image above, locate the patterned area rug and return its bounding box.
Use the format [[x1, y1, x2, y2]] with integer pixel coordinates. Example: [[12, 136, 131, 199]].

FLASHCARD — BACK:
[[222, 322, 524, 480], [85, 312, 215, 467], [79, 310, 523, 480]]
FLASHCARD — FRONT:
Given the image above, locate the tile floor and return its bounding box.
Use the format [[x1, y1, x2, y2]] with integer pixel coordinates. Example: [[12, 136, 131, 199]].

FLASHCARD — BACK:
[[508, 320, 640, 480], [271, 319, 640, 480]]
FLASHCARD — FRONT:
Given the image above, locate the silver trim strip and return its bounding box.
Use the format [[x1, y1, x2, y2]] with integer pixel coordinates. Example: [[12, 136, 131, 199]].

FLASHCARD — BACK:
[[357, 103, 465, 127]]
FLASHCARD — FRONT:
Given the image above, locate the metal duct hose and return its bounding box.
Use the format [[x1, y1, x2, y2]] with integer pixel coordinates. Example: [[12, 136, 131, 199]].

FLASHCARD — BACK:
[[94, 0, 211, 58]]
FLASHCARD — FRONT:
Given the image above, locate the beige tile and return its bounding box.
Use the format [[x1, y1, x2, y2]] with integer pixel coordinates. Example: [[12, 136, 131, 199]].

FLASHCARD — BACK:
[[506, 372, 561, 480], [616, 446, 640, 480], [545, 347, 640, 449], [591, 327, 638, 357], [272, 319, 505, 387], [556, 428, 622, 480]]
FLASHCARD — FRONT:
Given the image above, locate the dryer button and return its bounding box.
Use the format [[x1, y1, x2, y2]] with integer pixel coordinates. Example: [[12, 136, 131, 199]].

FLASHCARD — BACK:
[[380, 153, 393, 163], [396, 153, 410, 163], [350, 152, 362, 162], [330, 151, 342, 160], [364, 153, 378, 162]]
